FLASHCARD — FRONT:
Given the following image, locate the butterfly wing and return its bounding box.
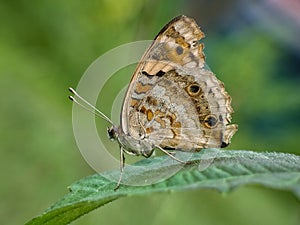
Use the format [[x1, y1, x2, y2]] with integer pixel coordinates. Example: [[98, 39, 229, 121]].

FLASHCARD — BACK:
[[120, 15, 237, 151]]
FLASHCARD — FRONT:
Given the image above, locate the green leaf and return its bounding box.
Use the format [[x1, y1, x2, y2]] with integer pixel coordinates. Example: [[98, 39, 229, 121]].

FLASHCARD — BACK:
[[26, 149, 300, 225]]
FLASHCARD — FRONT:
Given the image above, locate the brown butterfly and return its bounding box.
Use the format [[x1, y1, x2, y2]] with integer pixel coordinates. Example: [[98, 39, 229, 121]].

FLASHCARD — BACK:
[[69, 15, 237, 189]]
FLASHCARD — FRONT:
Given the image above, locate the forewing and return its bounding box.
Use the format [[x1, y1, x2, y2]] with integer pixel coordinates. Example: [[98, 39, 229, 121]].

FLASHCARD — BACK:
[[120, 15, 237, 150]]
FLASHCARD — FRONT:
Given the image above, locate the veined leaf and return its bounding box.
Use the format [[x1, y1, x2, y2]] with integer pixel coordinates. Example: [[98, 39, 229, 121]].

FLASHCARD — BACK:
[[26, 149, 300, 225]]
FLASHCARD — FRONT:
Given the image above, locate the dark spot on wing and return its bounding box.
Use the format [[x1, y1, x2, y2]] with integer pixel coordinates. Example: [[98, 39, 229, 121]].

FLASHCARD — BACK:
[[142, 71, 154, 78], [156, 70, 165, 77], [176, 46, 183, 55], [221, 142, 229, 148]]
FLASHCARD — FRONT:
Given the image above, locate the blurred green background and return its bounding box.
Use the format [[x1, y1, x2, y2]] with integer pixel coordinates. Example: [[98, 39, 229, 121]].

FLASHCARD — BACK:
[[1, 0, 299, 224]]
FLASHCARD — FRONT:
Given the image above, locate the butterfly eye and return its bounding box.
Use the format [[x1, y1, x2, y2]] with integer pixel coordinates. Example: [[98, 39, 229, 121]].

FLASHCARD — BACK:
[[107, 126, 117, 140], [203, 115, 218, 128], [186, 83, 201, 96]]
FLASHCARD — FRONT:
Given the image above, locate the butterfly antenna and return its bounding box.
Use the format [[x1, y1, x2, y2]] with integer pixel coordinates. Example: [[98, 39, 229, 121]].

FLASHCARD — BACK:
[[68, 87, 114, 126]]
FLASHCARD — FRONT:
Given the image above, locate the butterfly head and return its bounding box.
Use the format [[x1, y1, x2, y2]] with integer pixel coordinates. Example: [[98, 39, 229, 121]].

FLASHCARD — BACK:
[[107, 126, 118, 140], [106, 125, 155, 157]]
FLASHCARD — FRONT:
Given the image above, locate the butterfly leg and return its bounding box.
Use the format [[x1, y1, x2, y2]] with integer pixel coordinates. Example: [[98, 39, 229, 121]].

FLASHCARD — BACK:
[[154, 145, 186, 164], [114, 146, 125, 191]]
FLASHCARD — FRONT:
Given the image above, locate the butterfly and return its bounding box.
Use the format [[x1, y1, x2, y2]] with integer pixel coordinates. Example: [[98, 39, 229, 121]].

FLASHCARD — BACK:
[[69, 15, 238, 189]]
